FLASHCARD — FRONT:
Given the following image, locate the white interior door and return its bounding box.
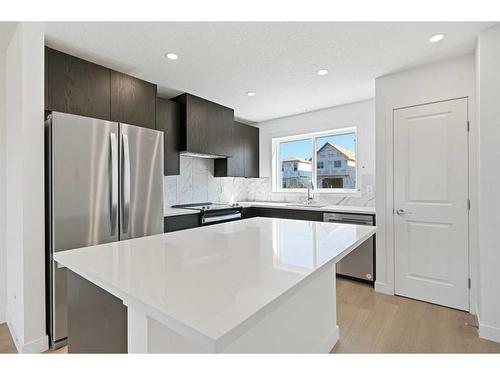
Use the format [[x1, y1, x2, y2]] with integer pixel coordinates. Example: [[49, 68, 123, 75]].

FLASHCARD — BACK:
[[393, 98, 469, 311]]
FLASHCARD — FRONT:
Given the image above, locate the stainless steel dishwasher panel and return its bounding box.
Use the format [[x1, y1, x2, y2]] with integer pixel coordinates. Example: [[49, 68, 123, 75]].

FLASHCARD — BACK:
[[323, 213, 375, 283]]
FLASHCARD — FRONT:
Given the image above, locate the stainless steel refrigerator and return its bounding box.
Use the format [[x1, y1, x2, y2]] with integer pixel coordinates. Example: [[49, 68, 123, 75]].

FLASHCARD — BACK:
[[46, 111, 164, 348]]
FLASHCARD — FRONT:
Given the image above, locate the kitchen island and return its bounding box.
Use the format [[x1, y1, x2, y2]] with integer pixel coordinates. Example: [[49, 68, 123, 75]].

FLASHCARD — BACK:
[[54, 217, 376, 353]]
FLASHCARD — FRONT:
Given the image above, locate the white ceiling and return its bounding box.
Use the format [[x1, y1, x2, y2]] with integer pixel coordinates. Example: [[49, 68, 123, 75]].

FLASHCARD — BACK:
[[43, 22, 496, 123]]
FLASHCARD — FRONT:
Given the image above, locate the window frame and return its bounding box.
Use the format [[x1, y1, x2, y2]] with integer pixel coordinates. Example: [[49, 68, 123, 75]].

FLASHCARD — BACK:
[[272, 127, 360, 195]]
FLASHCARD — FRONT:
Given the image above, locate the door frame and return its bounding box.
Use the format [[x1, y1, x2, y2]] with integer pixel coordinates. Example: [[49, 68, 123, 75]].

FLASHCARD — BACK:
[[375, 57, 478, 315], [391, 97, 470, 310]]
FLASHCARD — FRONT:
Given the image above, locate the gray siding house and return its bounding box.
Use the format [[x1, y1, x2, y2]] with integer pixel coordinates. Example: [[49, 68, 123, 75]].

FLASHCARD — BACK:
[[281, 157, 312, 188]]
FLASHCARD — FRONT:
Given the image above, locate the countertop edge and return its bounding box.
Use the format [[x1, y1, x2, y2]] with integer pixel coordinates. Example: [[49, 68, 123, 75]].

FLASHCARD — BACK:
[[164, 202, 376, 218], [213, 223, 377, 348]]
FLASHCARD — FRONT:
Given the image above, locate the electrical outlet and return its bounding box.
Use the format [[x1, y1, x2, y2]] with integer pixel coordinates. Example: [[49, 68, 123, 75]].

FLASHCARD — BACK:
[[366, 185, 373, 195]]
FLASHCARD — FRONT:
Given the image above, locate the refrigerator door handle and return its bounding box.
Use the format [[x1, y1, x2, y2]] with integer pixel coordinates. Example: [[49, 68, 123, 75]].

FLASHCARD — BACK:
[[110, 132, 118, 236], [122, 133, 131, 234]]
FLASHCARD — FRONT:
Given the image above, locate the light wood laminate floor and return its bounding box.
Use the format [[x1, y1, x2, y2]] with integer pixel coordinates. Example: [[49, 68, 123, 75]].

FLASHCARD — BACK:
[[1, 278, 499, 353]]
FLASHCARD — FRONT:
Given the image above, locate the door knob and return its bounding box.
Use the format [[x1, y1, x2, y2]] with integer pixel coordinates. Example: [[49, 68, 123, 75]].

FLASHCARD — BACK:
[[396, 209, 411, 216]]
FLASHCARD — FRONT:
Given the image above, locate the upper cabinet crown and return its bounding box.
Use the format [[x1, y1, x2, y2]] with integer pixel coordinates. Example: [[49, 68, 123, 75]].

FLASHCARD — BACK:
[[45, 47, 157, 129], [173, 93, 234, 157]]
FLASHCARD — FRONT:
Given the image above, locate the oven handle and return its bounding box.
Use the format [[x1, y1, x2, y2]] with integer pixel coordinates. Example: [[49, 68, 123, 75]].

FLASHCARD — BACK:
[[202, 212, 241, 224]]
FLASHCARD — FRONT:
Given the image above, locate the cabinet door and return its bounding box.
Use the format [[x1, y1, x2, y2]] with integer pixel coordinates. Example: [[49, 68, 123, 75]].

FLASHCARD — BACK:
[[110, 71, 157, 129], [217, 106, 234, 157], [214, 121, 245, 177], [243, 125, 260, 178], [184, 94, 211, 154], [45, 47, 111, 120], [252, 208, 323, 221], [156, 98, 180, 175], [182, 94, 234, 156], [228, 122, 246, 176]]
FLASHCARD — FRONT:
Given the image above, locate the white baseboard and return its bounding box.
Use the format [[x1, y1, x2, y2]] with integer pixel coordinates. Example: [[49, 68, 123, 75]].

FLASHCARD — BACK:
[[475, 309, 500, 344], [0, 310, 5, 324], [479, 323, 500, 344], [6, 313, 49, 353], [375, 281, 393, 295], [18, 334, 48, 353], [322, 325, 339, 353], [476, 314, 500, 342]]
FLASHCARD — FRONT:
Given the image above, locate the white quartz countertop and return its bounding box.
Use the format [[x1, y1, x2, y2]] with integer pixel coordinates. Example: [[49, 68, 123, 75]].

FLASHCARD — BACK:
[[237, 201, 376, 215], [54, 217, 376, 345]]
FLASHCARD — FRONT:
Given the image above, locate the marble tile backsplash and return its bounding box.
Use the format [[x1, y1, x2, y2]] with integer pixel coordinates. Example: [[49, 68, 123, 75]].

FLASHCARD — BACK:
[[163, 156, 376, 213]]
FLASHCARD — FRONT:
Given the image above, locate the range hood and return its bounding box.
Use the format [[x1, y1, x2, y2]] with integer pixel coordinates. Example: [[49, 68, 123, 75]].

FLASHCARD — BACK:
[[173, 93, 234, 159]]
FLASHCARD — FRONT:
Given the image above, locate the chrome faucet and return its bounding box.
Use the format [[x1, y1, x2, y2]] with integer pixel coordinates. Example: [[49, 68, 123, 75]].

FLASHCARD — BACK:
[[307, 181, 315, 204]]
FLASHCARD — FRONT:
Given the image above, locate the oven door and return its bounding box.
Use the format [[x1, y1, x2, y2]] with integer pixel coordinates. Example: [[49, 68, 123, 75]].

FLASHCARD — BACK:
[[201, 209, 242, 226]]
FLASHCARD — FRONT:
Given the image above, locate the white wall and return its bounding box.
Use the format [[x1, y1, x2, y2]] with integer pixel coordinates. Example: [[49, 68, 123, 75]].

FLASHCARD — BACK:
[[476, 24, 500, 343], [5, 22, 47, 353], [375, 56, 477, 306], [258, 99, 375, 206], [0, 33, 7, 324]]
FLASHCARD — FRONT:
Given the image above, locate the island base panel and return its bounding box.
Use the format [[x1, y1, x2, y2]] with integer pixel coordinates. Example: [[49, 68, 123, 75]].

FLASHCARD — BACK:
[[67, 270, 127, 353]]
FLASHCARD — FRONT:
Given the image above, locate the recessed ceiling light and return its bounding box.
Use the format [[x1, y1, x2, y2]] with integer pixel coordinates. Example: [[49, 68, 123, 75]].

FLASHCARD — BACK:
[[247, 91, 256, 97], [165, 53, 178, 60], [317, 69, 329, 76], [429, 34, 445, 43]]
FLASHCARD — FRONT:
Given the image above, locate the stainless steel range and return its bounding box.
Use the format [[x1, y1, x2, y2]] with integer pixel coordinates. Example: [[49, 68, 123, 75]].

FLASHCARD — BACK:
[[172, 202, 242, 225]]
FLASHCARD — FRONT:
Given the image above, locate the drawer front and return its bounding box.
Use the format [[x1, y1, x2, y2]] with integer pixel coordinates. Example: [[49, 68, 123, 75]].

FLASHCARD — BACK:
[[164, 214, 200, 233]]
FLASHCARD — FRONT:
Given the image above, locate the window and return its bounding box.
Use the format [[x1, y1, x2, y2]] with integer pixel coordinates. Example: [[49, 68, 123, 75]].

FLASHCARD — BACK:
[[273, 128, 358, 193], [277, 138, 312, 189]]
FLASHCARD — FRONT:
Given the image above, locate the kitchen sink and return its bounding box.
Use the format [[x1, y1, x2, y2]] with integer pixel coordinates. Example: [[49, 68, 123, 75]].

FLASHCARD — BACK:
[[286, 203, 326, 208]]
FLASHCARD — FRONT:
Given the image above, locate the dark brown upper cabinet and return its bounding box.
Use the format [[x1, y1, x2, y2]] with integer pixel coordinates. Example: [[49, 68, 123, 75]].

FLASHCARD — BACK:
[[173, 93, 234, 157], [243, 124, 260, 178], [110, 71, 157, 129], [156, 98, 181, 176], [45, 47, 111, 120], [214, 121, 260, 178], [45, 47, 157, 130]]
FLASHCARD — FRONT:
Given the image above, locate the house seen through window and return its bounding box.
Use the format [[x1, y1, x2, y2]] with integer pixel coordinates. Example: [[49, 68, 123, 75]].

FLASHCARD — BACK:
[[275, 129, 357, 192]]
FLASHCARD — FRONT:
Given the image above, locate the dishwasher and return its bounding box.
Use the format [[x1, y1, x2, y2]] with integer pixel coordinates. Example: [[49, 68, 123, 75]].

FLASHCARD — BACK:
[[323, 212, 375, 284]]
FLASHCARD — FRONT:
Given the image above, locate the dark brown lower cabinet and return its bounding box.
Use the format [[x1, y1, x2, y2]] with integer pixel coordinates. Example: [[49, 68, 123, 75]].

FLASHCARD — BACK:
[[164, 214, 201, 233], [67, 270, 127, 353], [241, 207, 324, 221]]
